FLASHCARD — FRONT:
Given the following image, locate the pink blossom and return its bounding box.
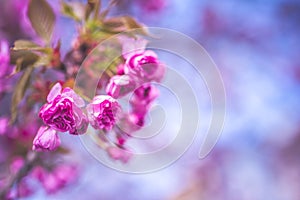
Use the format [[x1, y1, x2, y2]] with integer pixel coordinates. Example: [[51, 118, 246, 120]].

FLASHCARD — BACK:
[[106, 75, 136, 99], [39, 83, 88, 134], [136, 0, 167, 12], [124, 50, 165, 83], [0, 41, 10, 78], [32, 165, 78, 194], [0, 41, 13, 95], [0, 117, 9, 135], [41, 173, 60, 194], [130, 84, 159, 117], [10, 157, 24, 174], [31, 166, 44, 182], [131, 84, 159, 103], [116, 112, 144, 134], [87, 95, 120, 131], [120, 37, 165, 83], [107, 146, 132, 163], [17, 179, 34, 198], [53, 165, 78, 185], [20, 115, 40, 139], [117, 64, 125, 75], [71, 106, 89, 135], [32, 126, 61, 151]]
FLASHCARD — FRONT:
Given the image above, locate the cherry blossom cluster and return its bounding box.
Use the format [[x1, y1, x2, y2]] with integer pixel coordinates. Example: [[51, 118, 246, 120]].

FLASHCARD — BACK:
[[33, 38, 165, 162], [0, 0, 168, 198]]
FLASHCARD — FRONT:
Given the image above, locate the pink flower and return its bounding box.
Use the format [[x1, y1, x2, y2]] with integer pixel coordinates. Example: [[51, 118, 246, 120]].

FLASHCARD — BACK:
[[17, 179, 33, 198], [32, 164, 78, 194], [116, 112, 144, 134], [71, 106, 89, 135], [120, 37, 165, 83], [116, 64, 125, 75], [39, 83, 88, 134], [124, 50, 165, 83], [32, 126, 61, 151], [0, 41, 10, 78], [130, 84, 159, 117], [136, 0, 167, 12], [0, 41, 13, 95], [87, 95, 120, 131], [131, 84, 159, 103], [106, 75, 136, 99], [53, 165, 78, 185], [0, 117, 9, 135], [107, 146, 132, 163], [10, 157, 24, 174]]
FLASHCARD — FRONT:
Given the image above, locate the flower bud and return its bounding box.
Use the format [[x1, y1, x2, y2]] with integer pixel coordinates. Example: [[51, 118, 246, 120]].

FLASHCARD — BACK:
[[124, 50, 165, 83], [106, 75, 136, 99], [87, 95, 120, 131], [32, 126, 61, 151]]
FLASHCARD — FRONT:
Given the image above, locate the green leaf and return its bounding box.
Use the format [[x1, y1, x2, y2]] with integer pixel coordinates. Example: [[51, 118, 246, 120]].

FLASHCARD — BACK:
[[27, 0, 56, 43], [101, 16, 148, 35], [13, 40, 46, 52], [61, 2, 81, 21], [14, 40, 39, 49], [121, 16, 148, 35], [33, 55, 51, 67], [10, 66, 34, 124], [10, 49, 39, 73], [85, 0, 101, 20], [102, 17, 127, 33]]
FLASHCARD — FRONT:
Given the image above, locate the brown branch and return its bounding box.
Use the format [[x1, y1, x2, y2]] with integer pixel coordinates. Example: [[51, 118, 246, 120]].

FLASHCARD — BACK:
[[0, 151, 39, 199]]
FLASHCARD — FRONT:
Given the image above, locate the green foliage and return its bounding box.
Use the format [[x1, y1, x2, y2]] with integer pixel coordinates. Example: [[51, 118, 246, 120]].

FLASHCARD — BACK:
[[27, 0, 56, 44], [9, 0, 148, 124], [61, 2, 81, 22]]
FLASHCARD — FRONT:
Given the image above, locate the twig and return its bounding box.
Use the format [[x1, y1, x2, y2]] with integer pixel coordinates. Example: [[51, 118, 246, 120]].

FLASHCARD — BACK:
[[0, 151, 39, 199]]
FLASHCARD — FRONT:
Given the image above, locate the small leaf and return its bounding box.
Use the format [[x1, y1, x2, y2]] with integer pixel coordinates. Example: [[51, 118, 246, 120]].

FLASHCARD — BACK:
[[13, 40, 46, 52], [14, 40, 39, 49], [33, 55, 51, 67], [10, 66, 34, 124], [27, 0, 56, 43], [85, 0, 101, 20], [122, 16, 148, 35], [61, 2, 81, 21], [10, 49, 39, 73], [103, 17, 127, 33], [102, 16, 148, 35]]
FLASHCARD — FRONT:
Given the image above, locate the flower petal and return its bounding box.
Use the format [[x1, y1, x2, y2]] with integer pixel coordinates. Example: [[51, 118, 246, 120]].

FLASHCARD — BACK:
[[47, 83, 62, 103], [62, 87, 85, 107], [119, 36, 148, 59]]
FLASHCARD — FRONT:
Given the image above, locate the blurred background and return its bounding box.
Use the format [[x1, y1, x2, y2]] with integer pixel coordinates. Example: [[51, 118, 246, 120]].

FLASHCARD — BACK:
[[1, 0, 300, 199]]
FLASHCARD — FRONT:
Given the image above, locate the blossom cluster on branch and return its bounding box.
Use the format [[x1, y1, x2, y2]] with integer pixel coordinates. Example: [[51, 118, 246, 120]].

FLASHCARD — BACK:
[[0, 0, 166, 199]]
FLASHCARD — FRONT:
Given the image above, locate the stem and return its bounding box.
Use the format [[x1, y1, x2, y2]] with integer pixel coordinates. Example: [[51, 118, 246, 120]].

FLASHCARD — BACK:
[[91, 131, 109, 150], [0, 152, 39, 198], [105, 68, 114, 78], [94, 0, 101, 20]]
